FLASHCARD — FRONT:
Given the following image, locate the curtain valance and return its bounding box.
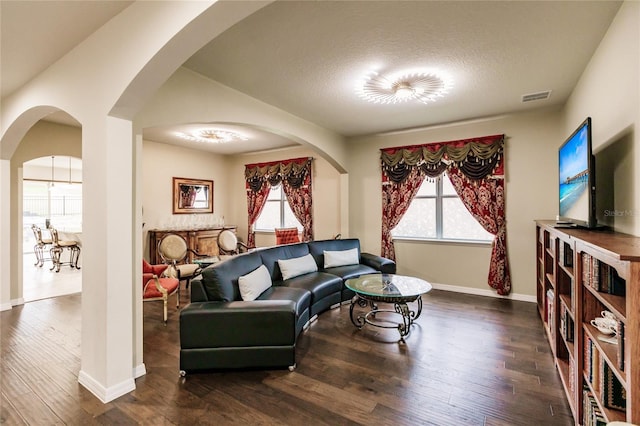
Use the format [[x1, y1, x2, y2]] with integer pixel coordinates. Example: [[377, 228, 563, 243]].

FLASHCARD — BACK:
[[245, 157, 313, 192], [380, 134, 504, 183]]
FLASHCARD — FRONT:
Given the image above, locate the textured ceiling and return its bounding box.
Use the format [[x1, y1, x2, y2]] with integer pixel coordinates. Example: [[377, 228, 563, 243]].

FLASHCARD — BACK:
[[1, 1, 622, 154], [184, 0, 622, 137]]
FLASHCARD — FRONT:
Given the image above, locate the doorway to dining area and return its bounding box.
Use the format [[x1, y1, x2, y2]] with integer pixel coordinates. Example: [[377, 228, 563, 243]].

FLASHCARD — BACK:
[[22, 156, 83, 302]]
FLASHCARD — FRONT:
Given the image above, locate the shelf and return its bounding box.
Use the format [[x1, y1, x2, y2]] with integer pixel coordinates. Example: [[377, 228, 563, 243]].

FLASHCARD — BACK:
[[556, 358, 576, 419], [584, 285, 626, 321], [583, 371, 626, 424], [583, 323, 626, 388], [535, 221, 639, 425], [559, 294, 574, 319], [558, 263, 574, 278], [545, 272, 555, 288]]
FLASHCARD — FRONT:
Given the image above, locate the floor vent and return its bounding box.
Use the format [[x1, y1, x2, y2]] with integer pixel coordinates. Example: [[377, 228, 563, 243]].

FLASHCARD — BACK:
[[522, 90, 551, 102]]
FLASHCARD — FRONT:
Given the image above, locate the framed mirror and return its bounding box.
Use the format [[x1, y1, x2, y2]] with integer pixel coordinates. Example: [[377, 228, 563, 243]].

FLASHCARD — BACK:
[[173, 177, 213, 214]]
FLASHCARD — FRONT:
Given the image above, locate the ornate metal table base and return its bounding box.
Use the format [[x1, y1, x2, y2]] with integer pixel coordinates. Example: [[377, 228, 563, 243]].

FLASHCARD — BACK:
[[349, 294, 423, 343]]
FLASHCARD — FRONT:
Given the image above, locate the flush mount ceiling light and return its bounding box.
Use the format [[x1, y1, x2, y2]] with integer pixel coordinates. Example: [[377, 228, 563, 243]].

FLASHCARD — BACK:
[[175, 129, 249, 144], [356, 69, 453, 105]]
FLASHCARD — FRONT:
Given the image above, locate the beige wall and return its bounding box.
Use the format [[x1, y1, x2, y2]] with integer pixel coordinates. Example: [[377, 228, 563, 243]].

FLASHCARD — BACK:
[[346, 108, 563, 298], [141, 139, 230, 260], [562, 1, 640, 236], [141, 141, 342, 256], [228, 147, 342, 247]]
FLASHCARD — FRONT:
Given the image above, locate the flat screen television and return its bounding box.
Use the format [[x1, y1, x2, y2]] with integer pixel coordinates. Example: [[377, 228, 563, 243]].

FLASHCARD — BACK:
[[558, 117, 596, 228]]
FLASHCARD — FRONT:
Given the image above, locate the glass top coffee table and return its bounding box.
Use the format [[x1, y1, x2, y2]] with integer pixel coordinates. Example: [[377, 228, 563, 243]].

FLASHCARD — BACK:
[[345, 274, 432, 343]]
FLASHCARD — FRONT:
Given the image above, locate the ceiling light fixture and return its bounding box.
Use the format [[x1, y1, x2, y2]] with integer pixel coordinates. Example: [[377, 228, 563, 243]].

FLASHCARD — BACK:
[[175, 129, 248, 144], [356, 69, 453, 105]]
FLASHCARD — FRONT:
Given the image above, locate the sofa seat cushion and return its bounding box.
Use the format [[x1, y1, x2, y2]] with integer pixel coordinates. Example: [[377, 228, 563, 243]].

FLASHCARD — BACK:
[[275, 272, 342, 305], [321, 264, 379, 281], [256, 286, 311, 319]]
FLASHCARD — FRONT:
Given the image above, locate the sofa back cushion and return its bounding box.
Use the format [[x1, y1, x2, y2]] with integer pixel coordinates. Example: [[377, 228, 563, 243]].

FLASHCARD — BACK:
[[259, 243, 310, 281], [277, 253, 318, 280], [201, 252, 263, 301], [308, 239, 361, 269]]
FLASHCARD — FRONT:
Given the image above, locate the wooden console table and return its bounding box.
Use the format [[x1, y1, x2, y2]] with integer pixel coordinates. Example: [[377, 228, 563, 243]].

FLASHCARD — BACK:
[[148, 226, 236, 264]]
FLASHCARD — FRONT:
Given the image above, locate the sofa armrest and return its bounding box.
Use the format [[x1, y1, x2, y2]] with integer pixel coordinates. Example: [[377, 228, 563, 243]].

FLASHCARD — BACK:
[[189, 279, 209, 302], [180, 301, 296, 349], [360, 252, 396, 274]]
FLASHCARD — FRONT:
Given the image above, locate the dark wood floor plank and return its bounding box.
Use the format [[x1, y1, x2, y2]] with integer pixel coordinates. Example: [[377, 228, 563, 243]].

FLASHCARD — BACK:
[[1, 287, 573, 425]]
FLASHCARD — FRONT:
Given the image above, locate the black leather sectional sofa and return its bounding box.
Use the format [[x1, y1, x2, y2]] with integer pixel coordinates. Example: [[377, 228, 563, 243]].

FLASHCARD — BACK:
[[179, 238, 395, 374]]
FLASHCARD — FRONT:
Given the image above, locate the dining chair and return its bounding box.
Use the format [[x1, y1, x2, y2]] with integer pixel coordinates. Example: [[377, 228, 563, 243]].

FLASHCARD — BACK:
[[48, 228, 81, 272], [31, 224, 52, 267], [157, 233, 204, 289], [217, 229, 248, 255]]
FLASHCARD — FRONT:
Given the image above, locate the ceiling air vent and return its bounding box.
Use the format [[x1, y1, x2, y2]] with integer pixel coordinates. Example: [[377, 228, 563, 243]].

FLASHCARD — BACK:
[[522, 90, 551, 103]]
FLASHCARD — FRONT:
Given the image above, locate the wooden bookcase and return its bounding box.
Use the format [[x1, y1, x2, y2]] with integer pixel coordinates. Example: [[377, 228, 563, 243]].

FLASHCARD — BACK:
[[536, 220, 639, 425]]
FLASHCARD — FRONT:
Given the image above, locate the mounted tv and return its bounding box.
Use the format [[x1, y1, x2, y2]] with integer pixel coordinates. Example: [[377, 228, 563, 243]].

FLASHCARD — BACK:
[[558, 117, 596, 228]]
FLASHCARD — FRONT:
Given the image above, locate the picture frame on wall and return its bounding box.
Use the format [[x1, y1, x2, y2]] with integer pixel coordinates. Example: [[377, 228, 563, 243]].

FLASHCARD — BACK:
[[173, 177, 213, 214]]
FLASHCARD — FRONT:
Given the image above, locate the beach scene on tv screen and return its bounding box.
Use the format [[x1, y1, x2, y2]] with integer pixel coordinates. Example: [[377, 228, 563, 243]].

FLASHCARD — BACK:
[[559, 126, 589, 221]]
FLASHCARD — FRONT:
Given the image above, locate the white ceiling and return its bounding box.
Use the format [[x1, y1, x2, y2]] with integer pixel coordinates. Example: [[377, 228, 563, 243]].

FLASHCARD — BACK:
[[1, 1, 622, 154]]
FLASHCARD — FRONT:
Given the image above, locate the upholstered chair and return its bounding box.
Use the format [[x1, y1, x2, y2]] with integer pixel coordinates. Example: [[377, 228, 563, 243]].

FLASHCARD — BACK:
[[275, 227, 301, 245], [157, 233, 203, 289], [217, 229, 248, 256], [142, 260, 180, 324]]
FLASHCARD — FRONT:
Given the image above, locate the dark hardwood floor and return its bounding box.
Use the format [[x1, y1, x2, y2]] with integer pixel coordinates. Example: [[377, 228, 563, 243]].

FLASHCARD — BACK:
[[1, 286, 573, 425]]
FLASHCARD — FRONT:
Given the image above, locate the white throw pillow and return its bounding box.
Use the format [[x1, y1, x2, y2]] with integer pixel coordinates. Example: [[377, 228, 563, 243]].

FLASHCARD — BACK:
[[324, 248, 359, 268], [238, 265, 272, 301], [278, 254, 318, 280]]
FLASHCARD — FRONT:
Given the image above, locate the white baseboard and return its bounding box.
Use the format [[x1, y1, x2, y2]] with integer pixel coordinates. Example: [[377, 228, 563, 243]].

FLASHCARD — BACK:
[[11, 297, 24, 307], [133, 363, 146, 379], [0, 301, 13, 311], [78, 370, 136, 403], [431, 282, 536, 303]]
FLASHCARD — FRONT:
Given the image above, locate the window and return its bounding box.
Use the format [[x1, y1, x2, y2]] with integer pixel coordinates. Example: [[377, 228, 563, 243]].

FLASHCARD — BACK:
[[23, 180, 82, 253], [254, 185, 302, 231], [391, 172, 492, 242]]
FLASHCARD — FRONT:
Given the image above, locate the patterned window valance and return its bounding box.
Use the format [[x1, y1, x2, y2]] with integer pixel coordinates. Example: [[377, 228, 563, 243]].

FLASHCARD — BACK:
[[380, 134, 504, 183], [245, 157, 313, 192]]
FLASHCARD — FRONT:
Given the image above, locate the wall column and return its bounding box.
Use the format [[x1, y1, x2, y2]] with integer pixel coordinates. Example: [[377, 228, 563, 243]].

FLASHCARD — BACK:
[[78, 116, 135, 402], [0, 160, 11, 311]]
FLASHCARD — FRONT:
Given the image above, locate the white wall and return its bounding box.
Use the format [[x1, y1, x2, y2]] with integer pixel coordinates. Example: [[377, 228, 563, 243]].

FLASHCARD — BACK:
[[347, 108, 563, 298], [562, 1, 640, 236]]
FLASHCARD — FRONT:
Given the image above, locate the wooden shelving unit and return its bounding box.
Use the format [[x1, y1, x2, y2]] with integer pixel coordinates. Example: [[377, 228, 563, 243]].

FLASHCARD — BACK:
[[536, 220, 640, 425]]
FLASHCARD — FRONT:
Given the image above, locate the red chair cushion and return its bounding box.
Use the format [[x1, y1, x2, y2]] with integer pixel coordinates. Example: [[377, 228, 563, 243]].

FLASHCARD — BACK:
[[143, 276, 179, 299], [143, 259, 168, 276], [275, 228, 300, 245]]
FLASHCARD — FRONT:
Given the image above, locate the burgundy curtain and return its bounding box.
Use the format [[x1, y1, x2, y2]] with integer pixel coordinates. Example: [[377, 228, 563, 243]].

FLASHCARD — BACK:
[[245, 157, 313, 246], [381, 167, 425, 261], [245, 180, 270, 248], [380, 134, 510, 294], [282, 174, 313, 242], [447, 167, 510, 295]]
